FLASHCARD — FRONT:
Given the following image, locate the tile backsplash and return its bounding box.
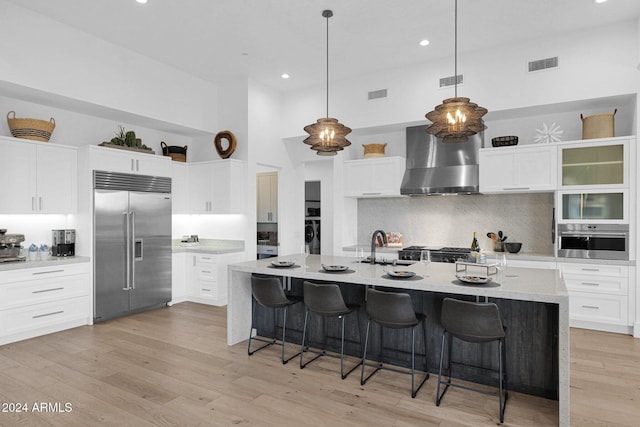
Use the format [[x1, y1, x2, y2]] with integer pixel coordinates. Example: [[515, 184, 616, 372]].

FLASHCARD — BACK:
[[358, 193, 555, 255]]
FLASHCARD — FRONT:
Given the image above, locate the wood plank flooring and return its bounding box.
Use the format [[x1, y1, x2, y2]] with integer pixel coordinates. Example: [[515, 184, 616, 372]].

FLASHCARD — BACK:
[[0, 302, 638, 426]]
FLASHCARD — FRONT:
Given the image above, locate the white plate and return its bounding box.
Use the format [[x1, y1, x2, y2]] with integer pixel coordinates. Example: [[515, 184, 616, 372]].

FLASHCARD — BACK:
[[322, 264, 348, 272], [271, 261, 295, 268], [456, 275, 492, 284], [386, 270, 416, 278]]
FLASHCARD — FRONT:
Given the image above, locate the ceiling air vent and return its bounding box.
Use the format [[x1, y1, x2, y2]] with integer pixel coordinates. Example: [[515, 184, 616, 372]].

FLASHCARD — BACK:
[[528, 56, 558, 72], [368, 89, 387, 100], [439, 74, 463, 88]]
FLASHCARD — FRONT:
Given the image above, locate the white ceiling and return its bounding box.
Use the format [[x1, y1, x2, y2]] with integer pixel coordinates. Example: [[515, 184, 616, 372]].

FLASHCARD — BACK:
[[8, 0, 640, 92]]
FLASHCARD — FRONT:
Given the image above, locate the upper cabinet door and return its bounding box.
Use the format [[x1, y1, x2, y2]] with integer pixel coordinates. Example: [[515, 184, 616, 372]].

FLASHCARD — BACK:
[[256, 172, 277, 222], [559, 137, 629, 189], [89, 146, 171, 177], [171, 162, 190, 214], [0, 139, 37, 213], [479, 145, 557, 193], [343, 157, 405, 197], [36, 144, 77, 214]]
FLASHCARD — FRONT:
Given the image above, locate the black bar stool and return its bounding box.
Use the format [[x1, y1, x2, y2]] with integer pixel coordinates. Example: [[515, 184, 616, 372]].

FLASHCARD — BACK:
[[360, 288, 429, 398], [299, 281, 362, 379], [248, 275, 302, 364], [436, 297, 508, 423]]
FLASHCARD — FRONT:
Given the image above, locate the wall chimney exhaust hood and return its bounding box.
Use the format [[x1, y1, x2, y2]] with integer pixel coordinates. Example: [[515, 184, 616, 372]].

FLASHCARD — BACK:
[[400, 125, 482, 195]]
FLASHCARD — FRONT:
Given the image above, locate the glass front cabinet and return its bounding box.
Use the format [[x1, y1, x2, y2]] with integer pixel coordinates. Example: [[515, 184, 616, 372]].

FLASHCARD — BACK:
[[558, 190, 628, 223], [559, 137, 629, 189]]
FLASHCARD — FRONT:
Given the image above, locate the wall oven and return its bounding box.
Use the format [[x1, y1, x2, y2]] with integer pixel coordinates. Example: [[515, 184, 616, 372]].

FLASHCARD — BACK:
[[558, 223, 628, 260]]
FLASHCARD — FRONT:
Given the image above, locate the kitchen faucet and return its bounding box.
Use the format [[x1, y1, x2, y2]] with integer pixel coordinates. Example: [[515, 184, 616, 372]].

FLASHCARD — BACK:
[[370, 230, 387, 264]]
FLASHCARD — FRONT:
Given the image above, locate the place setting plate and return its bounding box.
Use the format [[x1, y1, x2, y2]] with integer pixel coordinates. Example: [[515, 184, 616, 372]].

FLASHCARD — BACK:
[[319, 264, 355, 274], [454, 274, 500, 287], [383, 270, 424, 281], [268, 260, 300, 269]]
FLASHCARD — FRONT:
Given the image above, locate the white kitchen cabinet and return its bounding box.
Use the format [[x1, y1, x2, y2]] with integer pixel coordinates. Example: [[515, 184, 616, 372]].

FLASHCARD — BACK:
[[171, 162, 190, 214], [88, 145, 171, 177], [343, 156, 405, 197], [479, 145, 557, 193], [0, 262, 91, 345], [0, 137, 77, 214], [181, 252, 244, 306], [188, 159, 244, 214], [257, 172, 278, 222], [558, 262, 631, 333], [558, 137, 629, 189]]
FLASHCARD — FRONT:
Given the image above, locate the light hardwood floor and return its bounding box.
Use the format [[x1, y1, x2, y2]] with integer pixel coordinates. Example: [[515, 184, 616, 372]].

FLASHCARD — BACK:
[[0, 302, 638, 426]]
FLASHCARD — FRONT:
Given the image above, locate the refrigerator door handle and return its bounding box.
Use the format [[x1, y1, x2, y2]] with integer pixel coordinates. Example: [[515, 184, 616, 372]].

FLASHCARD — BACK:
[[123, 212, 131, 290], [131, 211, 136, 290]]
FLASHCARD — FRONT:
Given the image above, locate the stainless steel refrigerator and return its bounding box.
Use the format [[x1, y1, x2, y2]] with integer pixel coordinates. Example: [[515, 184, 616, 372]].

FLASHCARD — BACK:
[[93, 171, 172, 322]]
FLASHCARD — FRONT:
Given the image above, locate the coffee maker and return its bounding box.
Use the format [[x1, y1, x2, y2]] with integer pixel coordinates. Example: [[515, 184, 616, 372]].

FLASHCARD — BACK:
[[52, 229, 75, 257]]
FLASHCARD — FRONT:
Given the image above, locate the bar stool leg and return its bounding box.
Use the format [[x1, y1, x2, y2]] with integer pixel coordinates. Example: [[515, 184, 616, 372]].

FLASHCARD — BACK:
[[360, 319, 371, 385]]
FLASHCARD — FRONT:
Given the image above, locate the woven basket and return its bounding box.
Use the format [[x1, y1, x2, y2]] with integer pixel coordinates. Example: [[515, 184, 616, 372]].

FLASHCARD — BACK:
[[161, 141, 187, 162], [491, 136, 518, 147], [7, 111, 56, 142], [581, 109, 616, 140], [363, 143, 387, 158]]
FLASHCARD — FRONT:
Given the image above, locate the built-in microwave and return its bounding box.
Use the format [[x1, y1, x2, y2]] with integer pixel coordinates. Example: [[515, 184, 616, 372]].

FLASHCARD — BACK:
[[557, 223, 628, 260]]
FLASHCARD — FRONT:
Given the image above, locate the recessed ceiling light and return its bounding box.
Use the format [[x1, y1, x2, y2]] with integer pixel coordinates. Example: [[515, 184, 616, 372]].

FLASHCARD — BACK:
[[281, 73, 290, 79], [136, 0, 147, 4], [419, 39, 430, 47], [595, 0, 607, 3]]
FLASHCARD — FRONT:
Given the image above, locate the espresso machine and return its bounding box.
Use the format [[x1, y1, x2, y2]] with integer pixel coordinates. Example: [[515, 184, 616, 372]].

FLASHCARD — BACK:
[[52, 229, 76, 257], [0, 229, 26, 263]]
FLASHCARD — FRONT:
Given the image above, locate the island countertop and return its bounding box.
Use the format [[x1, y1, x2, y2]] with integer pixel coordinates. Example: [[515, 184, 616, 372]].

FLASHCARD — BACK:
[[228, 254, 568, 304]]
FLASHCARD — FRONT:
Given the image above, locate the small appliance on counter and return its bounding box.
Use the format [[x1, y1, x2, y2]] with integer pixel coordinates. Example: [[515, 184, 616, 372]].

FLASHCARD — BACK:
[[0, 229, 26, 263], [52, 229, 75, 257]]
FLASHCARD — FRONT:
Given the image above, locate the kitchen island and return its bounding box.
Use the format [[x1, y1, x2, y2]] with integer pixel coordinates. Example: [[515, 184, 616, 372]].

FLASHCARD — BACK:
[[227, 254, 569, 426]]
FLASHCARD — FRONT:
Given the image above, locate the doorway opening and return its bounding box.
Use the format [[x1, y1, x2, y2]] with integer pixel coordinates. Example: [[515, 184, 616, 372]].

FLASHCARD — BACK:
[[305, 181, 321, 254]]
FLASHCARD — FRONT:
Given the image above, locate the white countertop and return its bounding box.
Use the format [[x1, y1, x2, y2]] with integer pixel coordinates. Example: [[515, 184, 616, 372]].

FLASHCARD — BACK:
[[229, 254, 568, 304], [0, 256, 90, 272], [172, 239, 244, 255]]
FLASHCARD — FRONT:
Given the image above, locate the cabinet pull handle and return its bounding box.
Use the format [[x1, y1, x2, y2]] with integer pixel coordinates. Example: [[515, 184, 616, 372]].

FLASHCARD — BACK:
[[502, 187, 530, 191], [136, 159, 139, 171], [131, 159, 135, 171], [581, 282, 600, 286], [39, 197, 43, 211], [193, 256, 196, 267], [33, 310, 64, 319], [581, 305, 600, 310], [201, 257, 212, 260], [32, 196, 36, 211], [32, 287, 64, 294], [202, 270, 212, 274], [202, 288, 212, 292], [581, 268, 600, 272], [32, 269, 65, 275]]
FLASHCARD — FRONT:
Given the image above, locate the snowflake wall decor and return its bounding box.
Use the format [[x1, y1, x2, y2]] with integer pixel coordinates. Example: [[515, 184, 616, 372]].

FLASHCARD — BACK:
[[534, 122, 563, 143]]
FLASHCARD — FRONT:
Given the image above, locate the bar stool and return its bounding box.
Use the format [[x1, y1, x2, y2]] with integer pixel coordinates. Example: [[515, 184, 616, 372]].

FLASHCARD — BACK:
[[360, 288, 429, 398], [436, 297, 508, 423], [247, 275, 302, 364], [299, 281, 362, 379]]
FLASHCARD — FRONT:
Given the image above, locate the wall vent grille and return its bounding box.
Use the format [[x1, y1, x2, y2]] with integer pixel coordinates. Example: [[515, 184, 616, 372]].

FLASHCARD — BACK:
[[528, 57, 559, 72], [368, 89, 388, 100], [439, 74, 463, 88]]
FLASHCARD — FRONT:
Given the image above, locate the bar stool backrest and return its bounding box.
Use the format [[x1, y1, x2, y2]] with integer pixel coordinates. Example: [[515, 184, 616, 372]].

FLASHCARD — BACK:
[[441, 298, 505, 343], [366, 288, 418, 329], [251, 276, 290, 307], [303, 281, 348, 316]]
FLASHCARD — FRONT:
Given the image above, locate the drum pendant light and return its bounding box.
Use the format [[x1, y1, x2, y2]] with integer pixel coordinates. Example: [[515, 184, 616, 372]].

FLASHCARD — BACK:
[[425, 0, 487, 143], [303, 10, 351, 156]]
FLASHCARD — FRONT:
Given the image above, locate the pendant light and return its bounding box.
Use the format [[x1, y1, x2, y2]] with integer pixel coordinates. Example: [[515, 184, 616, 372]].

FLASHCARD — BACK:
[[303, 10, 351, 156], [425, 0, 487, 143]]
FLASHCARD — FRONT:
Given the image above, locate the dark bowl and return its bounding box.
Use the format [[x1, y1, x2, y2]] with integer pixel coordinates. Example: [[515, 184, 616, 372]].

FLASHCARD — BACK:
[[504, 242, 522, 253]]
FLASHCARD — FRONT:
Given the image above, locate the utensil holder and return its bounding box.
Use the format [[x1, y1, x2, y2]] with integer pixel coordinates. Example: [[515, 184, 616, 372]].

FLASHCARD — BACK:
[[494, 241, 505, 252]]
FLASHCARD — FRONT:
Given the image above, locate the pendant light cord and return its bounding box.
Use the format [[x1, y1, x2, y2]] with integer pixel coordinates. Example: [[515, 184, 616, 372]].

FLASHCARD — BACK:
[[454, 0, 458, 98], [326, 12, 330, 118]]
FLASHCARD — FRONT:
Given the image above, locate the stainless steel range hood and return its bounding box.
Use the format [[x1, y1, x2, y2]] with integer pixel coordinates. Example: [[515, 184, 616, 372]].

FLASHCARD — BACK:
[[400, 125, 483, 195]]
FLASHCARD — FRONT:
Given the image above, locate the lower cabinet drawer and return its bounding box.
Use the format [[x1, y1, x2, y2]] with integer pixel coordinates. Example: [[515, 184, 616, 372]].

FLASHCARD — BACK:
[[569, 292, 628, 325], [197, 267, 217, 281], [564, 275, 628, 295], [0, 297, 89, 336], [199, 282, 217, 298], [0, 275, 89, 310]]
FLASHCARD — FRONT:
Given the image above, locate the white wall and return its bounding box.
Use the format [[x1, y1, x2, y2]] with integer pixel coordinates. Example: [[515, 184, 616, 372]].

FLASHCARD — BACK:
[[0, 0, 219, 133], [281, 20, 639, 138]]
